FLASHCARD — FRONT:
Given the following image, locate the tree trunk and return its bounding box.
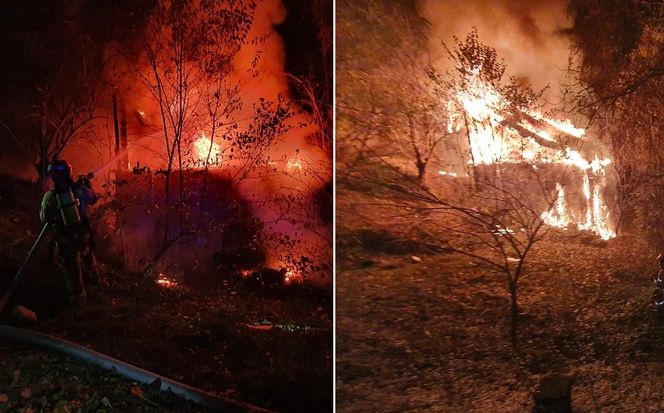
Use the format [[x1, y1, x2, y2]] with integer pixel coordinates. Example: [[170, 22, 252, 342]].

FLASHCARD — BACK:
[[120, 97, 128, 170], [36, 149, 49, 191], [509, 281, 518, 347], [112, 91, 121, 170], [163, 170, 171, 249], [463, 113, 478, 191], [408, 114, 426, 183], [416, 161, 426, 182]]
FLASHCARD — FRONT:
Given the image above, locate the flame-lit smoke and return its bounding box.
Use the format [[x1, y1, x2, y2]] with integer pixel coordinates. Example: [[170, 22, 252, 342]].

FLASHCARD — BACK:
[[420, 0, 614, 239], [59, 0, 331, 286], [228, 0, 332, 285], [418, 0, 575, 101]]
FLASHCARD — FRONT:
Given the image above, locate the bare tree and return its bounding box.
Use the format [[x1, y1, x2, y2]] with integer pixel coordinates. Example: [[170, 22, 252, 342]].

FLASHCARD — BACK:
[[140, 0, 206, 211], [336, 0, 435, 168], [344, 153, 562, 346], [401, 98, 452, 182], [137, 0, 298, 272], [0, 25, 102, 187], [33, 61, 100, 186], [287, 74, 332, 156]]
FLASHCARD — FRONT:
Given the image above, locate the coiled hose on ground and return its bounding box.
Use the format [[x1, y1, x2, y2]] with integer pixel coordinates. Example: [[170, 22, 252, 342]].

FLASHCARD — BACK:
[[0, 324, 276, 413]]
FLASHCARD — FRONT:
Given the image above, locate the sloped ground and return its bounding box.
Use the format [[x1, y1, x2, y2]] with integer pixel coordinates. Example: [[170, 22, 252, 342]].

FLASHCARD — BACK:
[[336, 180, 664, 412], [0, 175, 332, 413]]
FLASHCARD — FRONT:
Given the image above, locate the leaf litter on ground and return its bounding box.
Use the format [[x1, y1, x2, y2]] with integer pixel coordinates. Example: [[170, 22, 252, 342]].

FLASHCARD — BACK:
[[0, 339, 213, 413]]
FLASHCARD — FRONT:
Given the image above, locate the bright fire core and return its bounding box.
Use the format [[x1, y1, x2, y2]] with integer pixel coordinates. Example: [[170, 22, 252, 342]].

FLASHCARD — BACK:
[[193, 132, 221, 164], [448, 69, 616, 240]]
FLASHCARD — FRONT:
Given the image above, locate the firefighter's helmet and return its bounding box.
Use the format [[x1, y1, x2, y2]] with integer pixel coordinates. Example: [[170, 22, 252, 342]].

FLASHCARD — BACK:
[[47, 158, 72, 183]]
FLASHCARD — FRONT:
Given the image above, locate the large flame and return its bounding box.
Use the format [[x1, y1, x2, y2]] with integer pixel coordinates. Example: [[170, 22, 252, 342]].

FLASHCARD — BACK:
[[192, 132, 221, 165], [541, 183, 570, 229], [450, 72, 616, 240]]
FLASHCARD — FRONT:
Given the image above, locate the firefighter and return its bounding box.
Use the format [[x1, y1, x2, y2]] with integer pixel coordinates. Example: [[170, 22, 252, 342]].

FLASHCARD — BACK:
[[40, 158, 97, 305]]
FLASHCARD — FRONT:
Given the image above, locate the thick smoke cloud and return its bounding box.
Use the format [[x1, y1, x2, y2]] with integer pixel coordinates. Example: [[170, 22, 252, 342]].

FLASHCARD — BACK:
[[418, 0, 618, 235], [65, 0, 331, 286], [417, 0, 575, 100]]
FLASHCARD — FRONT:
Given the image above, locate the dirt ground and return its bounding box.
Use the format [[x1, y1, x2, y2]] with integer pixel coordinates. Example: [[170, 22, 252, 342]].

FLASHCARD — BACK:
[[0, 175, 332, 413], [336, 178, 664, 413]]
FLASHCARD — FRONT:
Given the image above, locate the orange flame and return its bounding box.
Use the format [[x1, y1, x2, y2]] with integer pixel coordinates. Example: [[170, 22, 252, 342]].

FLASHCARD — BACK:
[[283, 268, 303, 285], [192, 132, 221, 165], [287, 157, 303, 171], [156, 273, 178, 288], [451, 75, 616, 240]]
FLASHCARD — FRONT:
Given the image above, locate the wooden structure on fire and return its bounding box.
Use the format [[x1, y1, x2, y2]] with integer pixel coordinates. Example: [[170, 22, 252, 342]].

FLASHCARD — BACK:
[[108, 168, 259, 275], [438, 107, 617, 237]]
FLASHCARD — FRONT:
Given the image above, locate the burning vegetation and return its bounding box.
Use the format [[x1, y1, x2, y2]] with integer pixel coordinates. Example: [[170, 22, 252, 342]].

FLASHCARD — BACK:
[[339, 15, 618, 348], [338, 0, 664, 411], [1, 0, 332, 288], [0, 0, 331, 412]]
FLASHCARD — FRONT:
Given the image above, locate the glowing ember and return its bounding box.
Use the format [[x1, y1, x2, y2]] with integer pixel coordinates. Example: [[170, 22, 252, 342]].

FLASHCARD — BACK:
[[192, 132, 220, 164], [287, 157, 303, 171], [156, 273, 178, 288], [283, 269, 303, 285]]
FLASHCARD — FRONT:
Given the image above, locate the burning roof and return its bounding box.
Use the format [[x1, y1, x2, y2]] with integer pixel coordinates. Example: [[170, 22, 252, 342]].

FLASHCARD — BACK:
[[446, 70, 616, 240]]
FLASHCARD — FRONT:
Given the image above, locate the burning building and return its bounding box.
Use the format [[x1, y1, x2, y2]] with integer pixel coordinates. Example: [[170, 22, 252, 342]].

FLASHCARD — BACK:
[[0, 0, 332, 287], [415, 0, 617, 240], [439, 66, 616, 240], [99, 0, 332, 287]]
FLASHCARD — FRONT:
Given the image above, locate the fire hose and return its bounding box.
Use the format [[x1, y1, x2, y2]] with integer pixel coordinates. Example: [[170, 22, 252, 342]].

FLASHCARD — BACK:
[[0, 240, 277, 413], [0, 324, 276, 413], [0, 150, 275, 412], [0, 238, 277, 413]]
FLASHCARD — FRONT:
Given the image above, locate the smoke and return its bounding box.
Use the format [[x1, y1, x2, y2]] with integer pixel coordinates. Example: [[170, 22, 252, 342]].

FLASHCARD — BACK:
[[418, 1, 622, 238], [231, 0, 332, 287], [56, 0, 332, 287], [417, 0, 575, 101]]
